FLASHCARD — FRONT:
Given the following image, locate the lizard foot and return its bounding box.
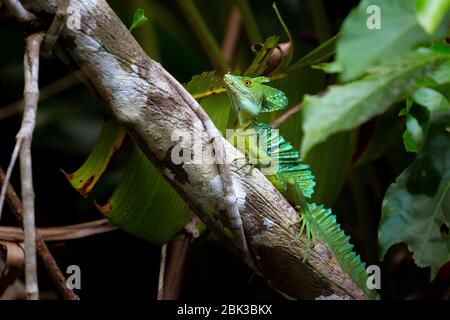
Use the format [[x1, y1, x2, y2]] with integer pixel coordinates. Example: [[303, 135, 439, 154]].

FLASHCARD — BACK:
[[289, 211, 316, 262]]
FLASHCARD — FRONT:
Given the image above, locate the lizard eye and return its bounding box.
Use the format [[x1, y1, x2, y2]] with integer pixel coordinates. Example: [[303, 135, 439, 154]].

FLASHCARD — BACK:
[[244, 80, 252, 87]]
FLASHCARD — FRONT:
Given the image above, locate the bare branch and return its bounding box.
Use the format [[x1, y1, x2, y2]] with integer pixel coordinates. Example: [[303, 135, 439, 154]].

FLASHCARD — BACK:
[[222, 5, 241, 62], [41, 0, 70, 58], [0, 73, 79, 120], [2, 0, 37, 24], [270, 89, 327, 128], [270, 103, 303, 128], [0, 167, 79, 300], [0, 143, 20, 221], [18, 32, 45, 300], [163, 216, 200, 300], [157, 244, 167, 300], [0, 219, 117, 242]]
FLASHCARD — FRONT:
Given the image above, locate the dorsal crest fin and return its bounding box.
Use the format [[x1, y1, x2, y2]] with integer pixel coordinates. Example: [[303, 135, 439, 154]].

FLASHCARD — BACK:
[[261, 86, 288, 112]]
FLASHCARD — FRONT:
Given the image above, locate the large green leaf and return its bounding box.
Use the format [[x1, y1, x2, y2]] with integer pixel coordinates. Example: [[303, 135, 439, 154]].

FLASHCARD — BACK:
[[185, 70, 226, 101], [65, 118, 126, 197], [301, 48, 449, 155], [416, 0, 450, 35], [379, 108, 450, 279], [336, 0, 432, 81], [96, 145, 192, 244]]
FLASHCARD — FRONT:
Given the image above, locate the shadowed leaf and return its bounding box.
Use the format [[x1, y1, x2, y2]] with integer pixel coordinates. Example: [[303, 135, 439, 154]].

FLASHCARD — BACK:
[[97, 145, 192, 244], [379, 109, 450, 280]]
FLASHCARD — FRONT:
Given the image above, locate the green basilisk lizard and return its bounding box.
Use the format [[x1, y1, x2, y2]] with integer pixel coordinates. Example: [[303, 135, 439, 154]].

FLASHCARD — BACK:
[[223, 73, 377, 299]]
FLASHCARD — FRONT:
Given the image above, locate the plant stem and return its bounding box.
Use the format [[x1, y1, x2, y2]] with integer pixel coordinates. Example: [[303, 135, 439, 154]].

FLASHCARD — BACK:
[[307, 0, 331, 43], [178, 0, 228, 73], [232, 0, 262, 44]]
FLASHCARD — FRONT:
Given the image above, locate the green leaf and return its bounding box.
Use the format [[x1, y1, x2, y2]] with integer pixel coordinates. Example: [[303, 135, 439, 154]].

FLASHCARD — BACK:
[[417, 59, 450, 99], [412, 87, 450, 113], [416, 0, 450, 35], [311, 61, 342, 74], [244, 36, 279, 76], [402, 86, 450, 152], [65, 119, 126, 197], [184, 70, 226, 101], [379, 109, 450, 280], [336, 0, 431, 81], [97, 146, 192, 244], [272, 2, 293, 70], [429, 59, 450, 84], [403, 114, 423, 153], [301, 48, 449, 155], [403, 130, 418, 153], [129, 8, 148, 32], [287, 34, 338, 72]]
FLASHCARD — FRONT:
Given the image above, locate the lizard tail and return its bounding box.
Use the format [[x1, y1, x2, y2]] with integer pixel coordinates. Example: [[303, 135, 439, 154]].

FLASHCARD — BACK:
[[303, 203, 378, 299]]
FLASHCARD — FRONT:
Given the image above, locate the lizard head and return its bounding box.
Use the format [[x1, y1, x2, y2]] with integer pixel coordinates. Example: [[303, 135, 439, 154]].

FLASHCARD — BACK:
[[223, 73, 288, 127]]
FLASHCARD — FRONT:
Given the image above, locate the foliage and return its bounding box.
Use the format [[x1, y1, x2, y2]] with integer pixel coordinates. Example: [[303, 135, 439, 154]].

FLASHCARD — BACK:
[[301, 49, 448, 155], [380, 104, 449, 279], [129, 8, 148, 32], [335, 0, 441, 81]]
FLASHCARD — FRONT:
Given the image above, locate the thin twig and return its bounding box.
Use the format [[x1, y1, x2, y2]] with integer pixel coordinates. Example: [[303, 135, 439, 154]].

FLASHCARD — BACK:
[[270, 102, 303, 128], [157, 64, 253, 268], [0, 167, 79, 300], [270, 89, 328, 128], [41, 0, 70, 58], [0, 143, 20, 221], [222, 5, 241, 62], [0, 73, 79, 120], [0, 219, 117, 242], [2, 0, 37, 24], [163, 216, 200, 300], [157, 244, 167, 300], [19, 32, 46, 300]]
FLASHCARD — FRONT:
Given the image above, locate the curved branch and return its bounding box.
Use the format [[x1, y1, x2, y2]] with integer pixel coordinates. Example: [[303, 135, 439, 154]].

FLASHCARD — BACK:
[[22, 0, 366, 299]]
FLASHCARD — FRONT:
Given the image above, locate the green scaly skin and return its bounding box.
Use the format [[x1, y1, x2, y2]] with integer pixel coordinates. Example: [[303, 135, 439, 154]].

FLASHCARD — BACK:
[[223, 74, 377, 299]]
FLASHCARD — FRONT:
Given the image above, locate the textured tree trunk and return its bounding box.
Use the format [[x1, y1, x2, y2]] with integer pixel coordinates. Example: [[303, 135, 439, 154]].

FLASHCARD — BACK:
[[24, 0, 366, 299]]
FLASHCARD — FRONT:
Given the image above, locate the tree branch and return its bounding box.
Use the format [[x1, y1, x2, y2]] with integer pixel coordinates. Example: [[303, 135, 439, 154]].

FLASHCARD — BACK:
[[2, 0, 37, 24], [19, 32, 45, 300], [163, 216, 200, 300], [157, 244, 167, 300], [0, 218, 117, 242], [41, 0, 70, 58], [0, 73, 79, 120], [0, 167, 79, 300], [20, 0, 367, 299]]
